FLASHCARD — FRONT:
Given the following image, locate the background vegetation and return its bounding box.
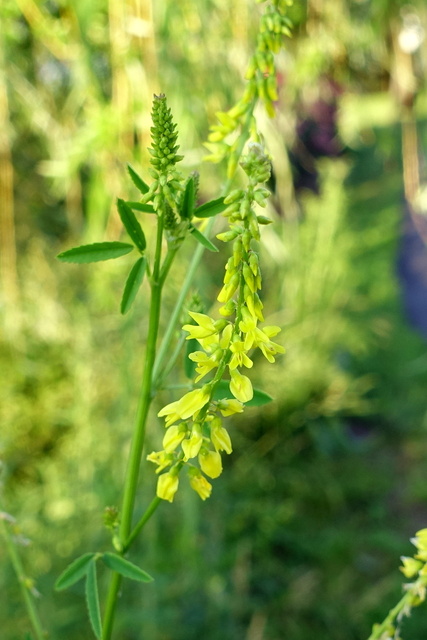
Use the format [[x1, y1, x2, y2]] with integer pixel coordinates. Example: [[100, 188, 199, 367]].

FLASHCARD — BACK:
[[1, 0, 427, 638]]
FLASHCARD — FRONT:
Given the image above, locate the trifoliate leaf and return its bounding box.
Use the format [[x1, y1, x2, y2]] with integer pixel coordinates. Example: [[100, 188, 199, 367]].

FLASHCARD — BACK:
[[193, 197, 226, 218], [189, 226, 218, 252], [117, 199, 146, 252], [55, 553, 96, 591], [85, 559, 102, 639], [121, 257, 146, 315], [127, 164, 149, 194], [57, 242, 134, 263], [102, 553, 154, 583]]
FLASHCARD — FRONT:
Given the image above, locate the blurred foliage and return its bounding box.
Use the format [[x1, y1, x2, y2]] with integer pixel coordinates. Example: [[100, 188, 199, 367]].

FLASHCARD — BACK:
[[2, 0, 427, 639]]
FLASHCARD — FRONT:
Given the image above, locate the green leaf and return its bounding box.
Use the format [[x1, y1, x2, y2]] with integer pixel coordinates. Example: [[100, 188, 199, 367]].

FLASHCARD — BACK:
[[55, 553, 96, 591], [117, 199, 147, 252], [193, 197, 226, 218], [127, 164, 149, 194], [189, 226, 218, 252], [121, 257, 146, 315], [102, 552, 154, 583], [181, 176, 195, 220], [211, 381, 273, 406], [85, 559, 102, 640], [57, 242, 134, 264], [126, 201, 156, 214], [245, 388, 274, 407]]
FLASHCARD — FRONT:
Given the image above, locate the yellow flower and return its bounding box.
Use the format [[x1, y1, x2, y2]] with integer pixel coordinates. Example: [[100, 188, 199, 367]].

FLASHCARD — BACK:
[[162, 424, 187, 453], [147, 451, 172, 474], [182, 424, 204, 460], [189, 351, 220, 382], [400, 556, 423, 578], [158, 386, 210, 423], [258, 339, 285, 363], [199, 450, 223, 478], [189, 473, 212, 500], [217, 398, 244, 416], [182, 312, 218, 340], [217, 273, 239, 303], [229, 368, 253, 403], [239, 310, 284, 362], [210, 421, 233, 454], [219, 323, 233, 349], [229, 340, 253, 370], [414, 529, 427, 550], [239, 311, 269, 350], [157, 472, 179, 502]]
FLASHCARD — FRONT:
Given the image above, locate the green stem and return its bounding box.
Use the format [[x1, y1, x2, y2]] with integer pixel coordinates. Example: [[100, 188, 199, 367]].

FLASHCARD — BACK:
[[152, 219, 215, 387], [102, 216, 166, 640], [124, 497, 162, 552], [0, 516, 46, 640], [367, 587, 417, 640]]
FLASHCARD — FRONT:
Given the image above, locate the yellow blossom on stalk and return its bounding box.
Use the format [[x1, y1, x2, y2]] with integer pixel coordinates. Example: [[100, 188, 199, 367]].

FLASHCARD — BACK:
[[188, 350, 221, 382], [199, 450, 223, 478], [217, 398, 244, 416], [229, 340, 253, 370], [219, 323, 233, 349], [162, 423, 187, 453], [189, 471, 212, 500], [152, 143, 285, 502], [182, 424, 204, 460], [158, 386, 211, 424], [157, 471, 179, 502], [229, 368, 253, 403], [239, 309, 271, 349], [400, 556, 423, 578], [147, 451, 172, 473], [210, 420, 233, 454], [182, 312, 217, 339], [414, 529, 427, 550]]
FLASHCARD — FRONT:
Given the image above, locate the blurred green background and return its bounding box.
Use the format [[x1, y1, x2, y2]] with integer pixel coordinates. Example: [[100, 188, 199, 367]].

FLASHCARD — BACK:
[[1, 0, 427, 638]]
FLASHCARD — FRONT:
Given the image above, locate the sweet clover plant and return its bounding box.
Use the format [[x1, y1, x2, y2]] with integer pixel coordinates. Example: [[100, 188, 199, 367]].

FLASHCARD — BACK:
[[52, 1, 292, 637]]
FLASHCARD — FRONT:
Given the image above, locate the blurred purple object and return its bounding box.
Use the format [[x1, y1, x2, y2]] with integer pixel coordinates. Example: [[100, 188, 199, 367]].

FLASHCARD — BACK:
[[290, 77, 344, 193], [396, 202, 427, 340]]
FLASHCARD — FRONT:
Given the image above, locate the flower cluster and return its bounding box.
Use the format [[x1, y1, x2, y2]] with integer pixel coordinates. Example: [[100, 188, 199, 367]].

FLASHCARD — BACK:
[[140, 94, 184, 227], [147, 143, 284, 503], [369, 529, 427, 640], [204, 0, 293, 178]]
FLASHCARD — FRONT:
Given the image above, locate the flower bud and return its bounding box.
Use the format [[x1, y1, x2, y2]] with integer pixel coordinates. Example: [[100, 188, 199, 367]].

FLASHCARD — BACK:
[[162, 424, 187, 453], [199, 450, 223, 479], [157, 472, 179, 502], [211, 422, 233, 454], [189, 471, 212, 500], [229, 368, 253, 403], [182, 424, 204, 460]]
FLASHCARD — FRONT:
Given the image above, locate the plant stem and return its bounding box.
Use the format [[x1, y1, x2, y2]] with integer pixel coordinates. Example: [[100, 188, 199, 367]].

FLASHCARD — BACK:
[[102, 216, 166, 640], [152, 219, 215, 387], [124, 496, 162, 552], [0, 515, 46, 640], [367, 587, 420, 640]]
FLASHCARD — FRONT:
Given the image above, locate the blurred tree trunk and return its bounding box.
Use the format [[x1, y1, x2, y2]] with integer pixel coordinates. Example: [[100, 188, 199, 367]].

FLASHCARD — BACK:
[[0, 36, 19, 326]]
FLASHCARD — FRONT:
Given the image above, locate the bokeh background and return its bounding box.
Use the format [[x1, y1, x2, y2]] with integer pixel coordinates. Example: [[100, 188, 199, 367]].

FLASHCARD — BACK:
[[1, 0, 427, 638]]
